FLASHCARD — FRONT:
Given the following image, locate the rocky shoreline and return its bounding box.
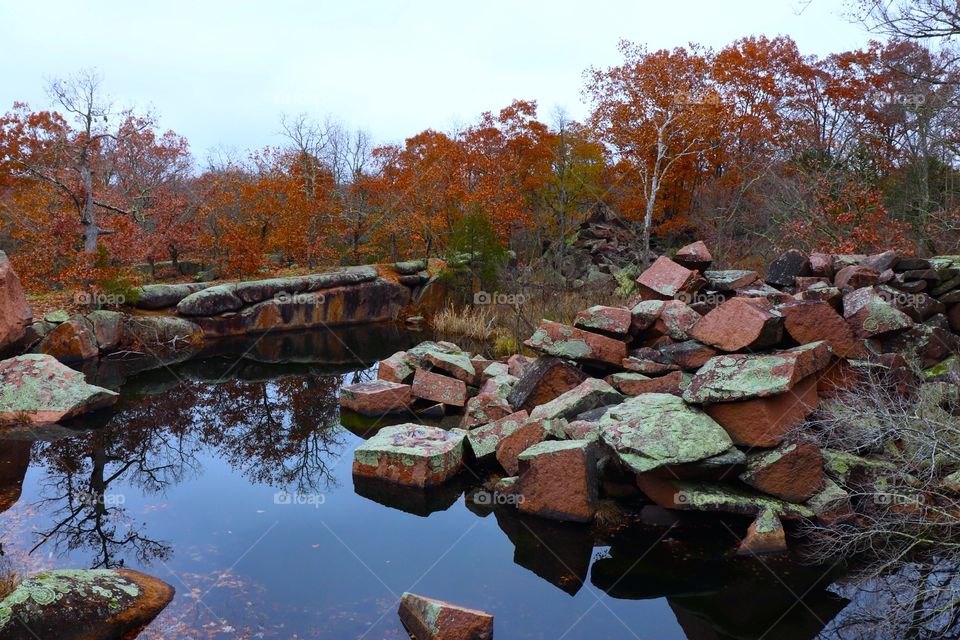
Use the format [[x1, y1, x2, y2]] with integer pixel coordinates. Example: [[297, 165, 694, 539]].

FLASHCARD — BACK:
[[341, 244, 960, 638]]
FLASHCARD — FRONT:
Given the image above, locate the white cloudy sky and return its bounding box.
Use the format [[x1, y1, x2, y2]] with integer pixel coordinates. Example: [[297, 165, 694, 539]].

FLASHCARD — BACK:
[[1, 0, 874, 161]]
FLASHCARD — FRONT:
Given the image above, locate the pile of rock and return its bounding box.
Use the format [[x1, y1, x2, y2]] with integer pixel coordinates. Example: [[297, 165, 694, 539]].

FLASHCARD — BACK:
[[342, 244, 960, 563]]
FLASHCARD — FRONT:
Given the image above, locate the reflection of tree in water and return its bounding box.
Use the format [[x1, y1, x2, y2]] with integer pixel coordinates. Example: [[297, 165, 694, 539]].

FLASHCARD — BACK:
[[30, 380, 205, 568], [28, 370, 349, 569], [196, 374, 347, 492]]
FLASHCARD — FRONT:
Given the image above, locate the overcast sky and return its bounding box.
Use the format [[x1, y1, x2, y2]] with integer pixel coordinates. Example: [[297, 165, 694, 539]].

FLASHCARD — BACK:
[[1, 1, 874, 162]]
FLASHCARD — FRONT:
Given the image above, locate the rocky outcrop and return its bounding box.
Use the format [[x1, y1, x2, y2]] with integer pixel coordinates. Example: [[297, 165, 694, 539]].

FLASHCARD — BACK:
[[0, 354, 118, 425], [0, 251, 32, 357], [0, 568, 174, 640]]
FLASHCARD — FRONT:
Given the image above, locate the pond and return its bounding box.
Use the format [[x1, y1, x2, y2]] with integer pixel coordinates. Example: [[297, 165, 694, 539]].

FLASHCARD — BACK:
[[0, 325, 851, 639]]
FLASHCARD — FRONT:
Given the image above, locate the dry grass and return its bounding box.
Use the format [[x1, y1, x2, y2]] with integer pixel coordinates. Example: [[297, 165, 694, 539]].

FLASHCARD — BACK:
[[430, 304, 497, 341]]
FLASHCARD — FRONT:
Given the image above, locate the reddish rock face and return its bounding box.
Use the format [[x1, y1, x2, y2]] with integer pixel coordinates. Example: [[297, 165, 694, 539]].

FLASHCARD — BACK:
[[809, 253, 835, 278], [705, 374, 819, 447], [740, 440, 825, 502], [630, 300, 666, 333], [353, 424, 465, 487], [674, 240, 713, 272], [496, 418, 548, 475], [737, 508, 788, 555], [690, 298, 784, 352], [340, 380, 412, 416], [635, 257, 702, 300], [412, 369, 468, 407], [778, 300, 866, 358], [466, 410, 529, 462], [507, 357, 588, 412], [38, 316, 99, 362], [817, 358, 860, 398], [398, 592, 494, 640], [460, 392, 514, 429], [377, 351, 414, 384], [834, 265, 880, 290], [0, 354, 118, 425], [516, 440, 599, 522], [652, 301, 701, 341], [574, 305, 632, 336], [607, 370, 686, 396], [0, 251, 32, 356], [622, 356, 681, 376], [524, 320, 627, 366], [507, 354, 535, 378]]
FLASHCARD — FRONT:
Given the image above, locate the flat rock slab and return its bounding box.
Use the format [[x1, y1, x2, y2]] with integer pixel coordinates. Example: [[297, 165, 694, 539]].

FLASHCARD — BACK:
[[690, 298, 783, 352], [525, 320, 627, 366], [599, 393, 734, 474], [636, 476, 813, 520], [0, 354, 118, 425], [412, 369, 468, 407], [353, 424, 465, 487], [528, 378, 624, 421], [682, 341, 832, 404], [517, 440, 599, 522], [398, 592, 493, 640], [340, 380, 411, 416], [0, 568, 174, 640], [704, 269, 758, 291], [635, 256, 702, 300], [574, 305, 632, 336]]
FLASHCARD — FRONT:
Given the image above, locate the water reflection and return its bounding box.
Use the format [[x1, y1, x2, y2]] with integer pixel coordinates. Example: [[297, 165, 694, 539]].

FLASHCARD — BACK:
[[0, 324, 864, 638]]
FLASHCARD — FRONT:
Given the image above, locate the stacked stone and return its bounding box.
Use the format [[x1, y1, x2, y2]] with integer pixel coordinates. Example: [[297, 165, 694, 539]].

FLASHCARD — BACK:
[[343, 243, 960, 556]]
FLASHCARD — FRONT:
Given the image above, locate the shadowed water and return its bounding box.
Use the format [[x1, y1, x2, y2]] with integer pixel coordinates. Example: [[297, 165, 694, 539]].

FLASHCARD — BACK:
[[0, 325, 853, 639]]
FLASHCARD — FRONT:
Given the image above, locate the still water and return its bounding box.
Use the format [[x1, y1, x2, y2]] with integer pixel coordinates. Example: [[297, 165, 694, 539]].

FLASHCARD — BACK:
[[0, 325, 849, 639]]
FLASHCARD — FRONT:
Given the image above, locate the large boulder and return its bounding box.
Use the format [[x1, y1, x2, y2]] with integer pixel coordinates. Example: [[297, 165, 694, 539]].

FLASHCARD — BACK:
[[766, 249, 811, 288], [517, 439, 599, 522], [495, 417, 550, 476], [352, 424, 465, 487], [0, 251, 32, 356], [507, 357, 588, 412], [524, 320, 627, 366], [134, 281, 212, 310], [116, 315, 204, 356], [412, 369, 468, 407], [636, 476, 813, 520], [574, 305, 632, 336], [0, 354, 118, 425], [689, 298, 783, 352], [466, 411, 529, 463], [778, 300, 865, 358], [460, 392, 514, 430], [37, 316, 98, 362], [705, 374, 820, 447], [683, 341, 832, 404], [599, 393, 735, 474], [704, 269, 758, 291], [673, 240, 713, 272], [0, 568, 174, 640], [397, 592, 493, 640]]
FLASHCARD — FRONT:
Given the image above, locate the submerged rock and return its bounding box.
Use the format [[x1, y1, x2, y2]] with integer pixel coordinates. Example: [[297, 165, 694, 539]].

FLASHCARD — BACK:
[[353, 424, 465, 487], [0, 568, 174, 640], [737, 507, 788, 555], [599, 393, 734, 474], [398, 592, 493, 640], [0, 354, 118, 425]]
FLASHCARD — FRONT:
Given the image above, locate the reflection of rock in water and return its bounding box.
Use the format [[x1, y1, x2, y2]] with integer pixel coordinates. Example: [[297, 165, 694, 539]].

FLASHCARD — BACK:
[[492, 507, 594, 596], [0, 440, 30, 513], [591, 520, 848, 640], [352, 474, 464, 517]]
